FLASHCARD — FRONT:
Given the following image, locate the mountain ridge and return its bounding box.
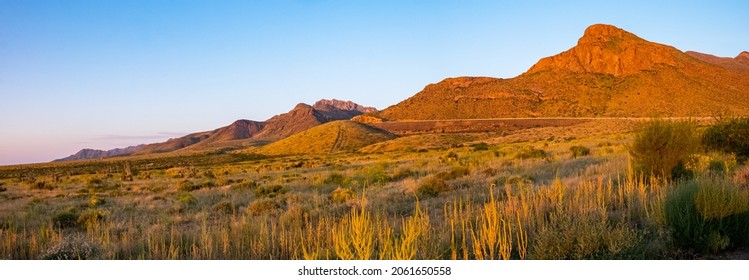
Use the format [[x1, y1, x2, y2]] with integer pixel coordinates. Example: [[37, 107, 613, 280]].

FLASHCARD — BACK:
[[55, 99, 375, 161], [377, 23, 749, 120]]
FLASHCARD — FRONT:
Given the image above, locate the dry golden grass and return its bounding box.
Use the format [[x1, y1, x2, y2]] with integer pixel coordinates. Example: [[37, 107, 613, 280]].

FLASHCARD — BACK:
[[1, 119, 748, 260]]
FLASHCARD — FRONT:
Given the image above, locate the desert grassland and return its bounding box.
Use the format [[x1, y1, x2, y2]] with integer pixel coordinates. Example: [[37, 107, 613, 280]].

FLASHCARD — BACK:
[[1, 118, 748, 260]]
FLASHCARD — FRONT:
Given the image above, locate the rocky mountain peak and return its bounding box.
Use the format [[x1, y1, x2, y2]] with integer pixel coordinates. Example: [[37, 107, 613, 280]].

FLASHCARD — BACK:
[[737, 51, 749, 60], [312, 99, 377, 113], [526, 24, 681, 77]]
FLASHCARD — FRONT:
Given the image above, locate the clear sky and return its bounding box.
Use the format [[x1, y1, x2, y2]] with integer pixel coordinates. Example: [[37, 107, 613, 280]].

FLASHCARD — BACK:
[[1, 0, 748, 165]]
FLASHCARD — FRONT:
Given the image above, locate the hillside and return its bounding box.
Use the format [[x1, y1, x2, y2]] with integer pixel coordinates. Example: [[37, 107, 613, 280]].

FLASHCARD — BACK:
[[54, 145, 145, 161], [378, 24, 749, 120], [257, 120, 395, 155], [250, 103, 366, 142], [56, 99, 374, 161]]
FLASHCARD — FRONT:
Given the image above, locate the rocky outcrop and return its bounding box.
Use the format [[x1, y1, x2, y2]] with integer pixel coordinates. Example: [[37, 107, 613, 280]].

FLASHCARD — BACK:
[[526, 24, 682, 77]]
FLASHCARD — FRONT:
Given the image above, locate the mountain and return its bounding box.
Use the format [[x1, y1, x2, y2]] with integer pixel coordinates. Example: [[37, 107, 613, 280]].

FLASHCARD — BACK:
[[250, 102, 371, 142], [313, 99, 377, 113], [54, 99, 375, 161], [136, 100, 375, 154], [258, 120, 395, 155], [686, 51, 749, 72], [377, 24, 749, 119], [54, 145, 145, 161]]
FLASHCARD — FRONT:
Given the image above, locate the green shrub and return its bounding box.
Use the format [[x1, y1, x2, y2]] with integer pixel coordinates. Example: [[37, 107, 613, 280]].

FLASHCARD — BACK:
[[435, 166, 470, 181], [530, 212, 640, 259], [254, 184, 286, 198], [360, 164, 391, 185], [30, 181, 55, 190], [177, 180, 216, 192], [703, 117, 749, 162], [231, 180, 258, 190], [471, 142, 490, 151], [323, 173, 348, 186], [88, 195, 105, 207], [246, 198, 281, 216], [176, 192, 197, 205], [330, 187, 355, 203], [415, 176, 450, 197], [392, 168, 418, 181], [516, 147, 548, 160], [211, 201, 236, 215], [629, 119, 700, 178], [77, 210, 106, 229], [52, 211, 80, 229], [570, 145, 591, 158], [495, 175, 536, 186], [664, 176, 749, 253]]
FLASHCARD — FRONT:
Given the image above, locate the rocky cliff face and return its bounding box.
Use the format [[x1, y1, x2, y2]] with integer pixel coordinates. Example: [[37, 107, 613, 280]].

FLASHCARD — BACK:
[[378, 24, 749, 120], [312, 99, 377, 113], [526, 24, 683, 77]]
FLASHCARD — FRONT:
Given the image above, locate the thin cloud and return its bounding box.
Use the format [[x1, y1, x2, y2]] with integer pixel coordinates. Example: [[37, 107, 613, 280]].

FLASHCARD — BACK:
[[95, 132, 186, 141]]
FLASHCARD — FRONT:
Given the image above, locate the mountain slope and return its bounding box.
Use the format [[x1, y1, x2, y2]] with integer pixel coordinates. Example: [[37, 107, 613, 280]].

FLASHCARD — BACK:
[[57, 99, 375, 160], [686, 51, 749, 72], [54, 145, 145, 161], [378, 24, 749, 119], [250, 102, 372, 142], [258, 120, 395, 155]]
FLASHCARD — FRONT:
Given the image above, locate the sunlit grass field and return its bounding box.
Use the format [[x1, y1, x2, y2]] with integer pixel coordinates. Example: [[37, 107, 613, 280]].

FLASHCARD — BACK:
[[1, 118, 748, 259]]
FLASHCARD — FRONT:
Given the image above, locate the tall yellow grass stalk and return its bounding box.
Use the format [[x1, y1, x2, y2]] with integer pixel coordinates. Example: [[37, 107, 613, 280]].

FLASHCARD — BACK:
[[333, 207, 375, 260], [470, 188, 513, 260]]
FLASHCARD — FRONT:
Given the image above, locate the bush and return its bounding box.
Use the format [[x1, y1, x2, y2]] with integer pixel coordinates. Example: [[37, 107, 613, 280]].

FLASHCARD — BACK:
[[52, 211, 79, 229], [392, 168, 418, 181], [247, 198, 281, 216], [570, 145, 591, 158], [177, 180, 216, 192], [42, 234, 100, 260], [88, 195, 105, 207], [231, 180, 258, 190], [435, 166, 470, 181], [30, 181, 55, 190], [415, 176, 450, 197], [254, 184, 286, 198], [703, 117, 749, 162], [323, 173, 348, 186], [211, 201, 236, 215], [516, 147, 548, 160], [77, 210, 106, 229], [176, 192, 197, 205], [664, 176, 749, 253], [360, 164, 391, 185], [629, 119, 700, 178], [330, 187, 355, 203], [471, 142, 490, 151]]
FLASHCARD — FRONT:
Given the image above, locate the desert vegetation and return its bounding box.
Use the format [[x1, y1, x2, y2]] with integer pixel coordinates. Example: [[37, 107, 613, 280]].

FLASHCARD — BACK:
[[1, 118, 748, 260]]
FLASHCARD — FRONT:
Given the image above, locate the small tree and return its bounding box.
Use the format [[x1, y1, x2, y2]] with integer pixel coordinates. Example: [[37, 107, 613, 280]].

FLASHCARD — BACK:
[[703, 117, 749, 163], [628, 119, 700, 178]]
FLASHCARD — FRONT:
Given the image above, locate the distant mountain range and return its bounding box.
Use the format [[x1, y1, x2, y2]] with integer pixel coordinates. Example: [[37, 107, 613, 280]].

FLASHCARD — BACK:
[[54, 99, 375, 161], [53, 145, 146, 162], [55, 24, 749, 161]]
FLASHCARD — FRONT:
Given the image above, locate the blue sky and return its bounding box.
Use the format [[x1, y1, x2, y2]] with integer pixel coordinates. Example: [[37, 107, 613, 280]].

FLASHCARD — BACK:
[[1, 0, 748, 165]]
